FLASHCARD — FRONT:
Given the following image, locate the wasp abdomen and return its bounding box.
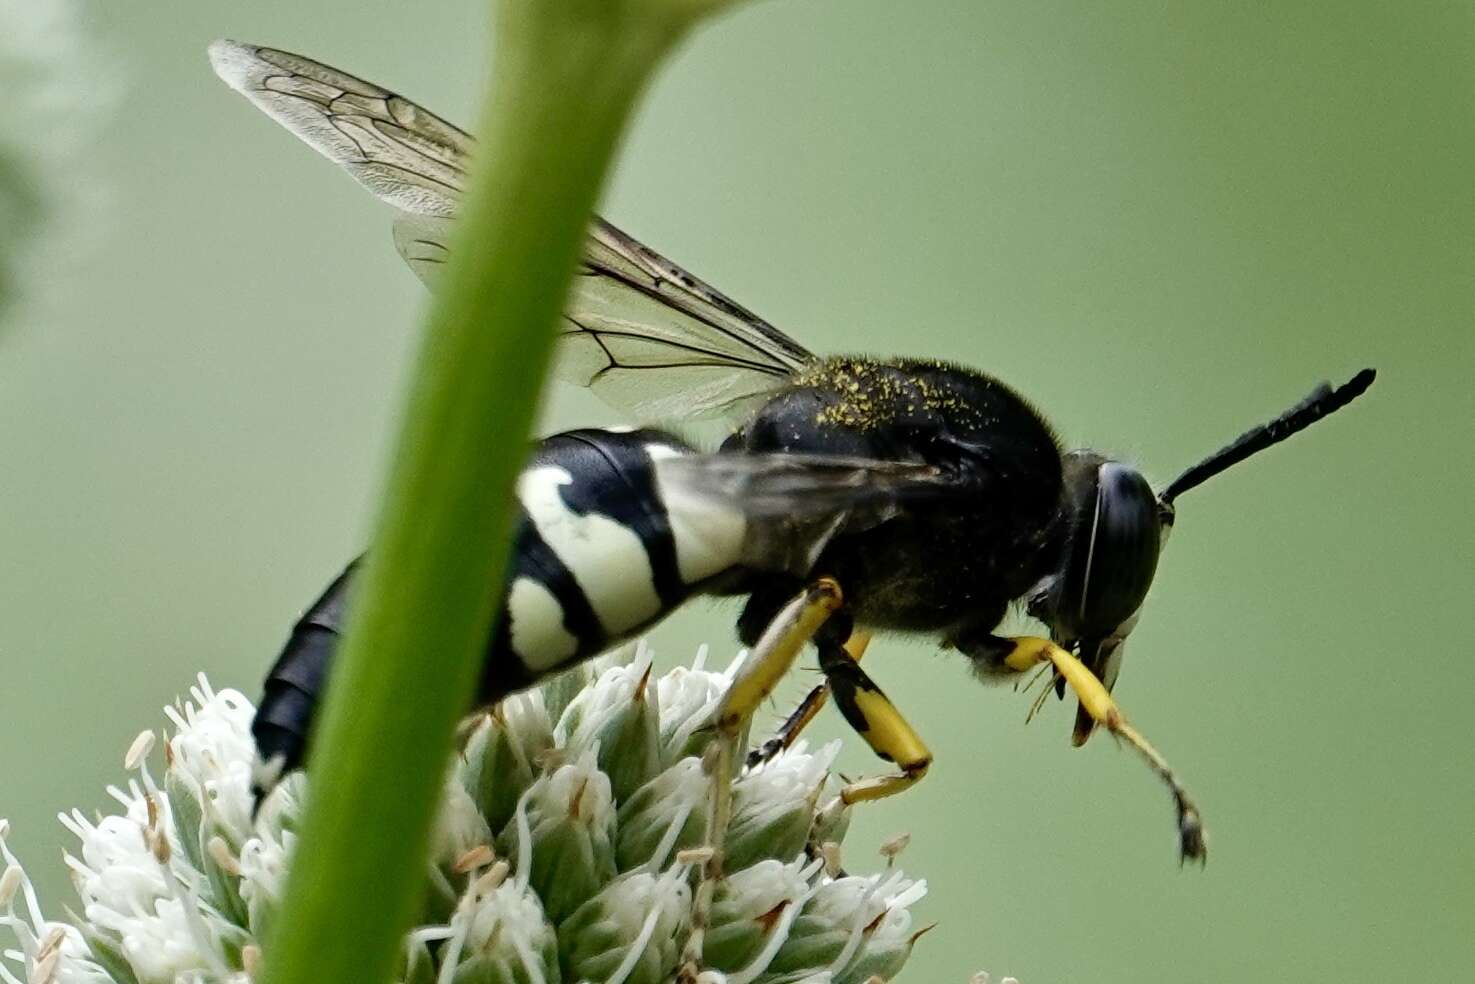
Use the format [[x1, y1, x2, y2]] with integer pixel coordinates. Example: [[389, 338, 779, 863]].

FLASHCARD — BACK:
[[252, 428, 748, 784], [488, 428, 742, 685], [253, 563, 356, 777]]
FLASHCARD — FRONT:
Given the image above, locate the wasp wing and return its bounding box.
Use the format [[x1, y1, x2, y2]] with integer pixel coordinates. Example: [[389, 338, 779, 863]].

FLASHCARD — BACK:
[[656, 452, 965, 517], [210, 40, 815, 422], [393, 212, 812, 421], [657, 452, 976, 573]]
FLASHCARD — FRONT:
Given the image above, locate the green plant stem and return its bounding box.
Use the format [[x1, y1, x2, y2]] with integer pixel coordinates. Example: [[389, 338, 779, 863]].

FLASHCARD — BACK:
[[259, 3, 742, 983]]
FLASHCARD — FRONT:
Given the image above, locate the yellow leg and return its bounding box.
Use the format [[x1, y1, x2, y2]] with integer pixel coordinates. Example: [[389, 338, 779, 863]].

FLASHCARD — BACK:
[[817, 642, 933, 805], [678, 579, 845, 984], [1002, 635, 1207, 864], [746, 630, 872, 768], [713, 578, 843, 734]]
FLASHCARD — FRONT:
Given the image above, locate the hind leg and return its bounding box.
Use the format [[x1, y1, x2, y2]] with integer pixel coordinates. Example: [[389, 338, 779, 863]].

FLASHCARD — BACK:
[[745, 630, 872, 768], [678, 578, 845, 982]]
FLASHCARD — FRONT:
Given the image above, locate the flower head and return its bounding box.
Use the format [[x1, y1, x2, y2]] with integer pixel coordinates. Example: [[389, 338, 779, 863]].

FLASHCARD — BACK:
[[0, 647, 937, 983]]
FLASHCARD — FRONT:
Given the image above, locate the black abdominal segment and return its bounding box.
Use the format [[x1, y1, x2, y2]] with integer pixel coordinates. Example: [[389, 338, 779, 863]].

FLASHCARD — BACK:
[[252, 428, 728, 782]]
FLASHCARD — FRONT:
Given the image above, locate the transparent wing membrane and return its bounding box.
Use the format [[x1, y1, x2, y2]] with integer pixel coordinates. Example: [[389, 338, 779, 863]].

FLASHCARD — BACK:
[[657, 452, 968, 518], [212, 40, 815, 422]]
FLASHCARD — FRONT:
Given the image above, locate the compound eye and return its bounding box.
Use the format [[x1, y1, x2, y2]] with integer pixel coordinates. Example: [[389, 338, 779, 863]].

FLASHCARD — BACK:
[[1157, 499, 1176, 548], [1065, 462, 1162, 639]]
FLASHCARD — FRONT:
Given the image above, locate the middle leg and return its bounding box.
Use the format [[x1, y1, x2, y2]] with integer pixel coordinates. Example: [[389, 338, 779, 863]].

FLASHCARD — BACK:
[[815, 636, 932, 805]]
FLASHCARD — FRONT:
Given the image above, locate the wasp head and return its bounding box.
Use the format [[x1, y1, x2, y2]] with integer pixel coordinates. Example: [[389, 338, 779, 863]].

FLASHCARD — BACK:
[[1026, 369, 1375, 741], [1027, 452, 1166, 693]]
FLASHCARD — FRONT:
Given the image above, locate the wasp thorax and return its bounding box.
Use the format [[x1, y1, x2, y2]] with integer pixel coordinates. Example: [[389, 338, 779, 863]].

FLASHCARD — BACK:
[[1046, 453, 1163, 646]]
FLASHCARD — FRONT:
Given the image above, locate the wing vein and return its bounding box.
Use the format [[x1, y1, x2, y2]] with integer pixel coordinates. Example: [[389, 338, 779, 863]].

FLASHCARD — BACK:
[[212, 38, 816, 422]]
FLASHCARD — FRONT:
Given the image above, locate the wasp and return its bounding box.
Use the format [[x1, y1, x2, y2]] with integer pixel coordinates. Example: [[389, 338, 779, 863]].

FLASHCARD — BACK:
[[212, 41, 1375, 862]]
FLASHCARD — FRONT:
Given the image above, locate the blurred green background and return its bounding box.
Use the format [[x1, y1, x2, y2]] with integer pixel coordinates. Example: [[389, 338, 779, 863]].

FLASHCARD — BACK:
[[2, 1, 1472, 980]]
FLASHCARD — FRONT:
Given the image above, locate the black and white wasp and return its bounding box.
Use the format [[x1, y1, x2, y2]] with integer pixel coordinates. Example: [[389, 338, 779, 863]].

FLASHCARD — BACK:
[[211, 41, 1375, 862]]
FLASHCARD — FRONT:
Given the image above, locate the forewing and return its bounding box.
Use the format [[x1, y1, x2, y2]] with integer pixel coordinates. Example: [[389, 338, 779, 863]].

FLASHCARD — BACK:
[[208, 40, 469, 217], [393, 213, 813, 420], [212, 40, 816, 422], [656, 452, 978, 573], [656, 452, 970, 518], [561, 222, 814, 421]]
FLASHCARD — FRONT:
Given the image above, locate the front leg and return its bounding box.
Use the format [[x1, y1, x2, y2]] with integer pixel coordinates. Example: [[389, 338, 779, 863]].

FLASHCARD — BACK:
[[818, 639, 932, 805], [970, 634, 1207, 864]]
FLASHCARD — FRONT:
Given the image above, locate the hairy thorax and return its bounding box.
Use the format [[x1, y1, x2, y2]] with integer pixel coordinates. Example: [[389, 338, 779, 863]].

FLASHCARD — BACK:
[[729, 356, 1067, 635]]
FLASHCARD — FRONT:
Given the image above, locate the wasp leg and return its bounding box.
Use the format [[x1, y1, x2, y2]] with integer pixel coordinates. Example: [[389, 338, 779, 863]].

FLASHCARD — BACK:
[[994, 635, 1207, 864], [714, 578, 844, 734], [817, 641, 933, 805], [746, 630, 873, 768], [677, 578, 844, 984]]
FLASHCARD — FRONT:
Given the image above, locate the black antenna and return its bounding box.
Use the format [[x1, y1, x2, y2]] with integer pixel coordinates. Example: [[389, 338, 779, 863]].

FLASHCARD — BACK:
[[1160, 368, 1376, 505]]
